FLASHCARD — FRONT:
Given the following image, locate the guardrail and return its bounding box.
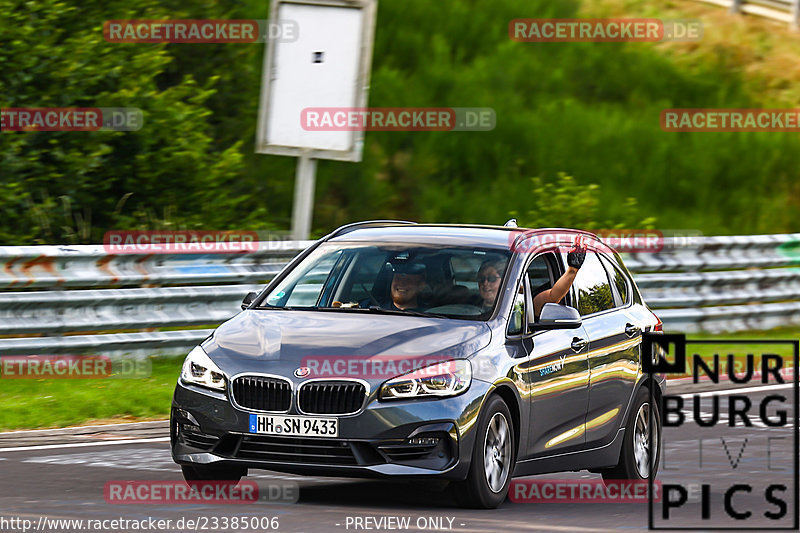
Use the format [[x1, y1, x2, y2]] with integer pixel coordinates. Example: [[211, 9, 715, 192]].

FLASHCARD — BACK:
[[695, 0, 800, 29], [0, 234, 797, 358], [0, 240, 313, 358]]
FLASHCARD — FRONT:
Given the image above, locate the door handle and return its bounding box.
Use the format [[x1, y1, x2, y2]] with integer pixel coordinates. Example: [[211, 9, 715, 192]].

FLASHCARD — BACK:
[[625, 323, 641, 337], [571, 337, 588, 352]]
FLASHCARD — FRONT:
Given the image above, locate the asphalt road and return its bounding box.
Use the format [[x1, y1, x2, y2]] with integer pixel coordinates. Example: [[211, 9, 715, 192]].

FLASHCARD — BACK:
[[0, 383, 795, 533]]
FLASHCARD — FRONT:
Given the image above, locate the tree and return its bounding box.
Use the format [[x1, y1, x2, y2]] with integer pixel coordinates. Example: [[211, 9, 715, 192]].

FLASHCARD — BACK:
[[0, 0, 255, 244]]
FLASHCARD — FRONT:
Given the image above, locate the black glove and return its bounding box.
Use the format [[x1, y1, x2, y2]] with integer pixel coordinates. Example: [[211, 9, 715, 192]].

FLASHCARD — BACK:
[[567, 241, 586, 269]]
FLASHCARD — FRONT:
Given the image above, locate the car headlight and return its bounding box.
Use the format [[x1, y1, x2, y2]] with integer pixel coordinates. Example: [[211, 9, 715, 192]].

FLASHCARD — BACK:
[[180, 346, 226, 391], [379, 360, 471, 400]]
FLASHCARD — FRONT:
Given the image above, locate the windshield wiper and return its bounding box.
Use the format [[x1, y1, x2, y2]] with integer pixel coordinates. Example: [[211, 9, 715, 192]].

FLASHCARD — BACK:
[[366, 306, 449, 319], [251, 304, 449, 319]]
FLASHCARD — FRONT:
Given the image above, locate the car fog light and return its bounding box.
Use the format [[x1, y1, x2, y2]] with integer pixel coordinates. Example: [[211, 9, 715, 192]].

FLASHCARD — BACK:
[[181, 423, 201, 433]]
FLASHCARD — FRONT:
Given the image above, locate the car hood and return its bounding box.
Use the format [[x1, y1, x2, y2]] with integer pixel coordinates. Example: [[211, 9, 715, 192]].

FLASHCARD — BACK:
[[201, 310, 491, 379]]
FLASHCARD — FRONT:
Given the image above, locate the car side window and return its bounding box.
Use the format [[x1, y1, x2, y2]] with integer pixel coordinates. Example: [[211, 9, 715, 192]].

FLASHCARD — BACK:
[[601, 256, 629, 307], [572, 253, 615, 316], [273, 250, 342, 307], [507, 254, 557, 335], [507, 275, 528, 336], [527, 252, 565, 320], [527, 255, 553, 299]]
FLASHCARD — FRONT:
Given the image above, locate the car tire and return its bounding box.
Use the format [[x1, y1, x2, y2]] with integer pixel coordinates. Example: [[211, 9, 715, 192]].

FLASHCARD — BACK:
[[452, 394, 516, 509], [602, 387, 661, 484], [181, 464, 246, 485]]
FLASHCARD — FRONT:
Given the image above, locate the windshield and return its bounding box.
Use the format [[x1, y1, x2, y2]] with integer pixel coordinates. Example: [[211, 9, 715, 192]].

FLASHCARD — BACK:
[[258, 242, 511, 319]]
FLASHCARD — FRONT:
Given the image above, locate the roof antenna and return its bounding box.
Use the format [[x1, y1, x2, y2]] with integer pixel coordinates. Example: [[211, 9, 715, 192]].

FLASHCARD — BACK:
[[504, 218, 518, 227]]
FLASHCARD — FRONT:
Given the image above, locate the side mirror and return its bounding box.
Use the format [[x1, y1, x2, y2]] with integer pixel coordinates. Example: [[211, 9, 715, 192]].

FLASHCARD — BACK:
[[241, 291, 257, 310], [530, 303, 582, 330]]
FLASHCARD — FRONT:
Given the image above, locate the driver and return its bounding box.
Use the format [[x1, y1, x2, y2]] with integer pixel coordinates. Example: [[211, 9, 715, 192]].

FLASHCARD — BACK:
[[385, 262, 427, 311]]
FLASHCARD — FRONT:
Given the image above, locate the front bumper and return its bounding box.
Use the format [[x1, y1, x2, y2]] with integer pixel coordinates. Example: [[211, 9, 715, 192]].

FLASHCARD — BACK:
[[170, 379, 491, 481]]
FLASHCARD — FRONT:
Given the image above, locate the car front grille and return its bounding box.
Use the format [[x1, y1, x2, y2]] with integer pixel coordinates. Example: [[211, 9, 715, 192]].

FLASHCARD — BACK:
[[234, 435, 359, 465], [231, 375, 291, 412], [298, 381, 366, 414]]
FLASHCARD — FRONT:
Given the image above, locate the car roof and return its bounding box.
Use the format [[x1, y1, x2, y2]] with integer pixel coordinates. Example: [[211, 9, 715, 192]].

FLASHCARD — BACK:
[[326, 221, 600, 251]]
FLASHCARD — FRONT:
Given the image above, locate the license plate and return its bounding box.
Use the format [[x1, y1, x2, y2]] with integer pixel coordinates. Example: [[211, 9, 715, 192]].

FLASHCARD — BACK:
[[248, 414, 338, 437]]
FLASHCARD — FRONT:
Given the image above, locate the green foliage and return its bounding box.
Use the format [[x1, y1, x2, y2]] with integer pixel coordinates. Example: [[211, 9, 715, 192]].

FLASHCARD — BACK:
[[309, 0, 800, 234], [510, 173, 656, 230], [576, 284, 614, 316], [2, 0, 800, 243], [0, 0, 259, 243]]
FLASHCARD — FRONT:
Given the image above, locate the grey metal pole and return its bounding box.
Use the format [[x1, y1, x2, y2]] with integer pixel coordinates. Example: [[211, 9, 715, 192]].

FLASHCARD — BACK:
[[730, 0, 743, 14], [291, 154, 317, 241], [792, 0, 800, 30]]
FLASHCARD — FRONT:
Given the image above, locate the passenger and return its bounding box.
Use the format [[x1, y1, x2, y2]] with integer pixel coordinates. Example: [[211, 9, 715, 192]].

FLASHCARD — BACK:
[[475, 259, 505, 312], [474, 238, 587, 317]]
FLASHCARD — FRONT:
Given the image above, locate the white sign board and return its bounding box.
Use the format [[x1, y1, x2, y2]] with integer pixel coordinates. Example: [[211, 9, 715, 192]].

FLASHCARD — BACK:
[[256, 0, 377, 162]]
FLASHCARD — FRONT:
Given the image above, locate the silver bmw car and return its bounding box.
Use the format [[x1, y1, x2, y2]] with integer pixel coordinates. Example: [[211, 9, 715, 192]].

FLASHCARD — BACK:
[[171, 221, 665, 508]]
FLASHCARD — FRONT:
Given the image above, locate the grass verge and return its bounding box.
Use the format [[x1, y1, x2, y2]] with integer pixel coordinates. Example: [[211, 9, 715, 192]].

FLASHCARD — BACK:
[[0, 356, 183, 431]]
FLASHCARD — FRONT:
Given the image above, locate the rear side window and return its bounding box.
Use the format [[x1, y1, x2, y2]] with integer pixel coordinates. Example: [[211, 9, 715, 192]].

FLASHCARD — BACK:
[[602, 257, 629, 306], [572, 253, 615, 316]]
